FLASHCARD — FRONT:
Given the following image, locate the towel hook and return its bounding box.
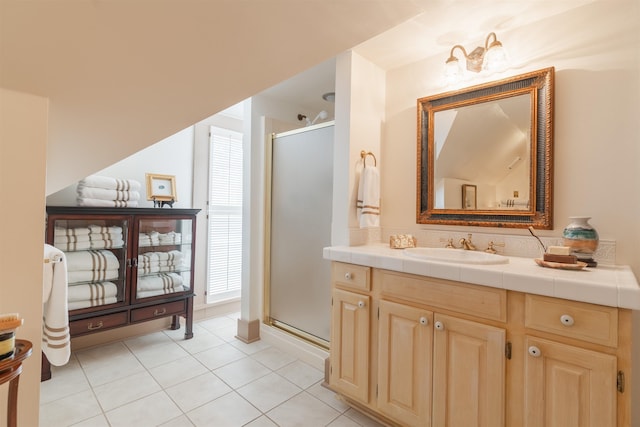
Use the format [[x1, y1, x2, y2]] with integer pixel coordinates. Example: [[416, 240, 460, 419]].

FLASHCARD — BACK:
[[360, 150, 377, 167]]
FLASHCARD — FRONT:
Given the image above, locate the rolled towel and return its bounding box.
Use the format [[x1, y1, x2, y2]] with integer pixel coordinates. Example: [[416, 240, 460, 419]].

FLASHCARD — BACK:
[[65, 250, 120, 272], [68, 296, 118, 311], [78, 175, 141, 192], [67, 282, 118, 302], [77, 198, 139, 208], [77, 186, 141, 201]]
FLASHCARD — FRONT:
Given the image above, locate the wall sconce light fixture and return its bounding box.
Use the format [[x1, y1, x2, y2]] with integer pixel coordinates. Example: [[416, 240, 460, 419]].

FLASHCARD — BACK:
[[444, 32, 508, 84]]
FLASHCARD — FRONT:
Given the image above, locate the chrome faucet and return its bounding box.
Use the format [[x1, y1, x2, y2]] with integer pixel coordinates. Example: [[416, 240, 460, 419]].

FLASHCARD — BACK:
[[459, 234, 476, 251]]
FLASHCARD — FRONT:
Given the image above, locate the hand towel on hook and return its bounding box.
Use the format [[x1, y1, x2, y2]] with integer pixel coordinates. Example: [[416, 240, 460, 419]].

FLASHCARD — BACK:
[[357, 164, 380, 228]]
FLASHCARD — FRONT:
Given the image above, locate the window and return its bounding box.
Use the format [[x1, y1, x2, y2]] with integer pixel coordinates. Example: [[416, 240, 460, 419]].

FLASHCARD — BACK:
[[207, 126, 243, 302]]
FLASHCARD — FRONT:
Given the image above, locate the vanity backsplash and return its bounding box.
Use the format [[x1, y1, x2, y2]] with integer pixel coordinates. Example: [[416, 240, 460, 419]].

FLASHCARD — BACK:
[[351, 228, 616, 266]]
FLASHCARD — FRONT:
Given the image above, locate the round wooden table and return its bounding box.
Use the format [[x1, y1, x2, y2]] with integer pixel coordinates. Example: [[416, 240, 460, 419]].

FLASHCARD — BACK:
[[0, 340, 32, 427]]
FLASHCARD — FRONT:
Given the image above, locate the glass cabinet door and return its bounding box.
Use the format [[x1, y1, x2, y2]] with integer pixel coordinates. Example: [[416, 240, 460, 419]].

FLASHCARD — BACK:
[[135, 217, 193, 300], [51, 217, 128, 311]]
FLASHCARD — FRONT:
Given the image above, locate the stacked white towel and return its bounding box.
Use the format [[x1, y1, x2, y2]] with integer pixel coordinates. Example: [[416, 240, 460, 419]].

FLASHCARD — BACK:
[[54, 225, 124, 251], [139, 231, 160, 247], [137, 272, 185, 298], [356, 164, 381, 228], [66, 250, 121, 309], [76, 175, 141, 207], [138, 250, 183, 275]]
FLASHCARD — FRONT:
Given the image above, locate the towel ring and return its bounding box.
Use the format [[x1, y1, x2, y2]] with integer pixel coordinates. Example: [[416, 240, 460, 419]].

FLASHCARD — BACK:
[[360, 150, 377, 167]]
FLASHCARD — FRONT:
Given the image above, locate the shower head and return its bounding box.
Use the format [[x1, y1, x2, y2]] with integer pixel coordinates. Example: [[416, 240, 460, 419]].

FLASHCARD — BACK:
[[311, 110, 329, 125]]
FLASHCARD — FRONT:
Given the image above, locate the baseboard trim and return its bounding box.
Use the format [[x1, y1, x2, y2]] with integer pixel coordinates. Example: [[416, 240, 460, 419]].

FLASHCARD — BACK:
[[259, 323, 328, 371]]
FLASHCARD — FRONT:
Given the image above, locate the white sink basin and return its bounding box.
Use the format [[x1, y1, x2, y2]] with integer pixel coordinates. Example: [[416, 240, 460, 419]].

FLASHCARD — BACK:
[[403, 247, 509, 265]]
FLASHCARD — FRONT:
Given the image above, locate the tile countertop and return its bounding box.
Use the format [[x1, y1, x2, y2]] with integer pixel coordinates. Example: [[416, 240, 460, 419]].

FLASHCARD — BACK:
[[323, 244, 640, 310]]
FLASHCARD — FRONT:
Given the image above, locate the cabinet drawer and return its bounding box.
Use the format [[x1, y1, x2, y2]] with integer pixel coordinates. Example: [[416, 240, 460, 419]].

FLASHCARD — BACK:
[[525, 294, 618, 347], [332, 262, 370, 292], [378, 270, 507, 322], [69, 311, 128, 336], [131, 300, 186, 323]]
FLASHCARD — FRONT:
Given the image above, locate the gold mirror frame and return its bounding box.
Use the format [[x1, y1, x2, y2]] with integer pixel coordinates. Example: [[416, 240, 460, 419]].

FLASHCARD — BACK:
[[417, 67, 554, 229]]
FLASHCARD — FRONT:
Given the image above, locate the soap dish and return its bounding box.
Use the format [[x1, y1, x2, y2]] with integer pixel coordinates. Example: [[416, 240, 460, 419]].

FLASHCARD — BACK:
[[534, 258, 588, 270]]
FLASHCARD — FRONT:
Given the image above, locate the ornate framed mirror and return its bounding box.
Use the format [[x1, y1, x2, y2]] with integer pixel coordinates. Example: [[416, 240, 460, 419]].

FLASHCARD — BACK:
[[417, 67, 554, 229]]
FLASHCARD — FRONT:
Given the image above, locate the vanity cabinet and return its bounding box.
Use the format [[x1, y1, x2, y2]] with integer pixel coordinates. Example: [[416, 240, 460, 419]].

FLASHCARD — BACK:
[[43, 206, 199, 380], [328, 262, 632, 427]]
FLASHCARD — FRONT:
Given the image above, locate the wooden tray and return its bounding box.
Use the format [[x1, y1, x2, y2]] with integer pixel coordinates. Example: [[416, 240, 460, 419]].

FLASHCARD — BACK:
[[534, 258, 588, 270]]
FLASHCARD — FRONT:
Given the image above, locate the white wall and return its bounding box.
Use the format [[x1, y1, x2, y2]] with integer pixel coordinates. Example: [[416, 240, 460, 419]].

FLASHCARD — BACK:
[[46, 127, 195, 208], [0, 88, 48, 427]]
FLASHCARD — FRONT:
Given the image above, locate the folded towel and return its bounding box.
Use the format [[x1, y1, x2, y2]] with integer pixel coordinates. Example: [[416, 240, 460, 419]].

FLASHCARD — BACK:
[[78, 175, 141, 192], [136, 272, 183, 292], [76, 197, 139, 208], [137, 286, 185, 299], [65, 250, 120, 272], [42, 244, 71, 366], [68, 296, 118, 311], [356, 165, 380, 228], [68, 268, 119, 284], [54, 234, 91, 244], [54, 240, 92, 252], [77, 186, 141, 202], [89, 238, 125, 250], [54, 227, 91, 237], [88, 225, 124, 234], [67, 282, 118, 302], [158, 232, 182, 245]]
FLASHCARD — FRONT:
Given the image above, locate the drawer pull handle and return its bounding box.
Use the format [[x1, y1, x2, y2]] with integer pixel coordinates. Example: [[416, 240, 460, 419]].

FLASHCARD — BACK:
[[560, 314, 574, 326], [435, 321, 444, 331], [419, 317, 428, 325], [344, 272, 352, 280], [357, 301, 365, 309], [528, 346, 542, 357], [154, 308, 167, 316], [87, 321, 103, 330]]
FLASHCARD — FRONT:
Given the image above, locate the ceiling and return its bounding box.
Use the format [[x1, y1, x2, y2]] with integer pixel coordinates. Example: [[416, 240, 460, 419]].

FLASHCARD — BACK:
[[262, 0, 596, 115]]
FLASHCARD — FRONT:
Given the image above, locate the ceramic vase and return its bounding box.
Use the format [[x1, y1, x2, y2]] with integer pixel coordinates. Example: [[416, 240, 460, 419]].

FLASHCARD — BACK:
[[562, 216, 599, 267]]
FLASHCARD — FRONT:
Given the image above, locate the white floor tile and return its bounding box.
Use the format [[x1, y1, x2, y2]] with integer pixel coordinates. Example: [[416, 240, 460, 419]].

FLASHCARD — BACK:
[[214, 357, 271, 389], [39, 357, 91, 405], [276, 359, 324, 389], [159, 414, 196, 427], [39, 389, 103, 427], [186, 391, 261, 427], [92, 370, 162, 411], [194, 342, 247, 370], [165, 372, 232, 412], [266, 391, 340, 427], [148, 355, 209, 388], [250, 346, 297, 370], [177, 330, 225, 354], [243, 415, 279, 427], [326, 415, 362, 427], [128, 339, 191, 369], [236, 372, 302, 412], [76, 341, 146, 387], [105, 391, 182, 427], [306, 381, 350, 413], [343, 408, 385, 427], [230, 337, 272, 355], [69, 414, 111, 427]]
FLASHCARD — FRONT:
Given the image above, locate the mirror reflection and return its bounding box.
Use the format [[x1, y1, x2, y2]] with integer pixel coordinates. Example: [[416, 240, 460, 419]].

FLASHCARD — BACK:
[[417, 67, 554, 229], [433, 93, 531, 210]]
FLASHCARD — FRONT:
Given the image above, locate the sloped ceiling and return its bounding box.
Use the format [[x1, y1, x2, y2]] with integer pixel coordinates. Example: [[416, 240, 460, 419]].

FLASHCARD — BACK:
[[0, 0, 429, 194]]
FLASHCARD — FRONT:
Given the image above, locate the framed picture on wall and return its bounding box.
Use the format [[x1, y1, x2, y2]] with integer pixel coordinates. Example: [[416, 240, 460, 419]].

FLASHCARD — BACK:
[[462, 184, 477, 210], [146, 173, 177, 201]]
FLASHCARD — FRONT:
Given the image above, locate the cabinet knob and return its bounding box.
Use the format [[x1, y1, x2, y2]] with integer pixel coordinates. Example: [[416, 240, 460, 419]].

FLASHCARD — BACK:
[[434, 321, 444, 331], [419, 317, 428, 325], [560, 314, 574, 326], [528, 346, 542, 357], [344, 272, 352, 280], [357, 300, 365, 309]]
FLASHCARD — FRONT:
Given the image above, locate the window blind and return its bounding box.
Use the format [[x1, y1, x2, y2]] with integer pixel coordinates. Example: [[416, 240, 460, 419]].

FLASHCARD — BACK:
[[207, 126, 243, 302]]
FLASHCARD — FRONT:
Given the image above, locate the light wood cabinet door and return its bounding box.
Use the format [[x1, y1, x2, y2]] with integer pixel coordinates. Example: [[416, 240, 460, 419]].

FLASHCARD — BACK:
[[432, 313, 506, 427], [524, 336, 617, 427], [330, 288, 370, 403], [377, 300, 433, 427]]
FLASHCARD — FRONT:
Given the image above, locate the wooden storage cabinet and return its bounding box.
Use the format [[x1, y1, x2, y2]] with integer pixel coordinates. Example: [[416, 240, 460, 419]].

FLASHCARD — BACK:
[[43, 206, 199, 380], [328, 262, 632, 427]]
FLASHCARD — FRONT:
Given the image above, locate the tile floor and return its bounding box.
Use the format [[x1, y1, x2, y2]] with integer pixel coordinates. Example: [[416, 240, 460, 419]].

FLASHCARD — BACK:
[[39, 313, 384, 427]]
